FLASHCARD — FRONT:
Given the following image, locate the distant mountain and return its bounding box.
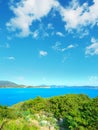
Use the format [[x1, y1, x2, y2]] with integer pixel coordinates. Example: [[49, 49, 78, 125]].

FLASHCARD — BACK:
[[0, 81, 97, 88], [0, 81, 50, 88], [50, 85, 98, 88], [0, 81, 18, 88]]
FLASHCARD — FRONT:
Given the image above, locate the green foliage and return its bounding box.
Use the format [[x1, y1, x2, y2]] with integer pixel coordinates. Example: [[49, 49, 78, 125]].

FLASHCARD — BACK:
[[1, 119, 39, 130], [0, 94, 98, 130], [21, 96, 48, 113]]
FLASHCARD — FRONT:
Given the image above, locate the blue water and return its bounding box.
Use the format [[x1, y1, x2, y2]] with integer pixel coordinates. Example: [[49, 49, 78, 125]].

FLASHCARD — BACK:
[[0, 87, 98, 106]]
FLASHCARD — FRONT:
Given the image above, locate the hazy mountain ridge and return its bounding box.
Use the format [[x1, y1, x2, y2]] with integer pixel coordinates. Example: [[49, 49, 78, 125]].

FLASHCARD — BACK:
[[0, 81, 98, 88], [0, 81, 50, 88], [0, 81, 18, 88]]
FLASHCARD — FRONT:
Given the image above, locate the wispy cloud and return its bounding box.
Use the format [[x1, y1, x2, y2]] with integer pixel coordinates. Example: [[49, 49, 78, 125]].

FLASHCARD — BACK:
[[56, 32, 65, 37], [52, 42, 76, 52], [85, 38, 98, 56], [39, 50, 48, 56], [47, 23, 54, 30], [17, 76, 25, 81], [79, 30, 89, 38], [6, 56, 15, 60], [32, 24, 49, 39], [32, 30, 39, 39], [67, 44, 75, 49], [62, 55, 68, 63], [88, 76, 98, 86], [52, 42, 62, 51], [0, 43, 10, 48]]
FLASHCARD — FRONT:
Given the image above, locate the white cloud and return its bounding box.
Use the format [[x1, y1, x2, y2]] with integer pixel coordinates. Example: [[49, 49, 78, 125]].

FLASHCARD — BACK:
[[62, 44, 76, 51], [32, 30, 39, 39], [17, 76, 25, 81], [52, 42, 76, 52], [67, 44, 75, 49], [88, 76, 98, 86], [47, 23, 54, 30], [91, 37, 96, 43], [32, 23, 49, 39], [52, 42, 62, 51], [7, 0, 58, 37], [6, 56, 15, 60], [56, 32, 64, 37], [62, 55, 68, 63], [79, 29, 89, 38], [7, 0, 98, 37], [59, 0, 98, 33], [42, 32, 49, 38], [85, 38, 98, 56], [39, 50, 48, 56]]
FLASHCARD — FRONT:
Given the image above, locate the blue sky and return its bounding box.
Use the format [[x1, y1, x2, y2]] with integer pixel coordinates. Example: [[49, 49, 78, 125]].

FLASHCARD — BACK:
[[0, 0, 98, 86]]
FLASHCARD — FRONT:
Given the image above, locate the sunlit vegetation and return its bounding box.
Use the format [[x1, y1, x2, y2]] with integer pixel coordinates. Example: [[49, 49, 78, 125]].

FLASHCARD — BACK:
[[0, 94, 98, 130]]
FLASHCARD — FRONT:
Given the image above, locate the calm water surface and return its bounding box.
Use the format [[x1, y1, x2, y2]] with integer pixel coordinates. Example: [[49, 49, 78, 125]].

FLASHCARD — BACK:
[[0, 87, 98, 106]]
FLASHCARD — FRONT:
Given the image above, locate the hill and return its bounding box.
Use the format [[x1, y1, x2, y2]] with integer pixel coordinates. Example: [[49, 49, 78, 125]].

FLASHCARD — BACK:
[[0, 94, 98, 130], [0, 81, 18, 88], [0, 81, 50, 88]]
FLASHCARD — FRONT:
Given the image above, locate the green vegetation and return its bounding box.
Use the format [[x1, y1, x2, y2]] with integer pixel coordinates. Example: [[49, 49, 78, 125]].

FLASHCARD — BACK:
[[0, 94, 98, 130]]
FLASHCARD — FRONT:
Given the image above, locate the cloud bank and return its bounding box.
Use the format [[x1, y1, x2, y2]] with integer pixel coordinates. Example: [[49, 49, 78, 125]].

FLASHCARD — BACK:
[[7, 0, 98, 37], [6, 0, 58, 37]]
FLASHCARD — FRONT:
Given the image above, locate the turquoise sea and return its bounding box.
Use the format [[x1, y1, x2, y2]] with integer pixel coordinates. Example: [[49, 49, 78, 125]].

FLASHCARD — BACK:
[[0, 87, 98, 106]]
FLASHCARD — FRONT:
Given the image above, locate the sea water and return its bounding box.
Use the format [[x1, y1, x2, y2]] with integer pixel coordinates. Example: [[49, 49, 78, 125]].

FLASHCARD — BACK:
[[0, 87, 98, 106]]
